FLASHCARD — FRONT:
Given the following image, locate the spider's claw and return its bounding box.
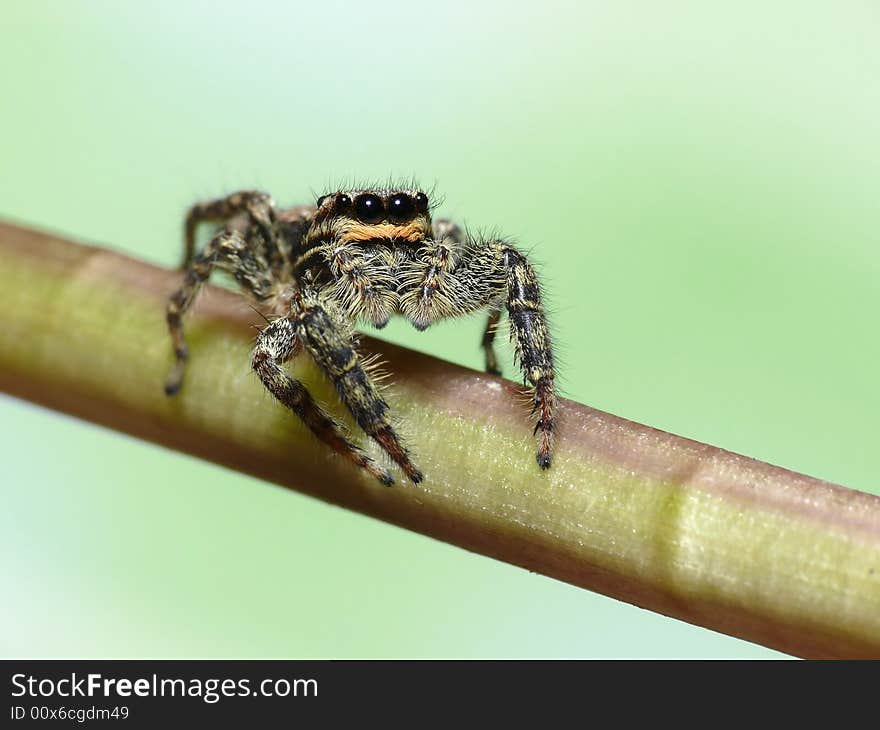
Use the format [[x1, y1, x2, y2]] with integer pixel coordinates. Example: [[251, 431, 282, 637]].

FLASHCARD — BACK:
[[531, 379, 555, 472], [374, 468, 395, 487], [164, 362, 185, 397], [373, 456, 421, 485], [347, 449, 396, 487], [371, 425, 423, 485]]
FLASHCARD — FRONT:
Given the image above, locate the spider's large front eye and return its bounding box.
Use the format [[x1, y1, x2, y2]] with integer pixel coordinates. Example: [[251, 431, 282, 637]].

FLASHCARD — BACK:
[[354, 193, 385, 223], [388, 193, 414, 222]]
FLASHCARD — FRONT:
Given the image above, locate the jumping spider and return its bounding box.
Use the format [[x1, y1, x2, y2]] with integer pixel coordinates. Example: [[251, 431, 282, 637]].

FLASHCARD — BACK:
[[165, 185, 557, 485]]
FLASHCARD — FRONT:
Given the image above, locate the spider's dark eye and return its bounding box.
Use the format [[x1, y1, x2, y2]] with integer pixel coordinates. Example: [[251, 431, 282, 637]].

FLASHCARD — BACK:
[[354, 193, 385, 223], [336, 193, 352, 209], [388, 193, 414, 222], [316, 194, 329, 207], [414, 192, 429, 212]]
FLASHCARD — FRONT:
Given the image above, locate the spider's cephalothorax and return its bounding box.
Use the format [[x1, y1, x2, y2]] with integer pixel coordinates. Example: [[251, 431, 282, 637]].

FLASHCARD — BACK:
[[165, 185, 557, 485]]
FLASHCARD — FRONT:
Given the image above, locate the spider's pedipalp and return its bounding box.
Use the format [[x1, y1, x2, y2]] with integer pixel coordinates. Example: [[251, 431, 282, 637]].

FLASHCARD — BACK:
[[398, 239, 457, 331], [323, 242, 397, 328]]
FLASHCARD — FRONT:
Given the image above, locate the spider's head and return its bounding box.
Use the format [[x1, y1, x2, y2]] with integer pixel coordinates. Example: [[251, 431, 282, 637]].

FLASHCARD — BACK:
[[314, 188, 432, 245]]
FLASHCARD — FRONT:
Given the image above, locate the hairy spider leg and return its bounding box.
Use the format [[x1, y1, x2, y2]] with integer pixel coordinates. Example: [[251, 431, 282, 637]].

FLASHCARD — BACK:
[[502, 246, 557, 469], [481, 309, 503, 376], [292, 292, 424, 484], [165, 226, 273, 395], [251, 317, 394, 486], [182, 190, 276, 270]]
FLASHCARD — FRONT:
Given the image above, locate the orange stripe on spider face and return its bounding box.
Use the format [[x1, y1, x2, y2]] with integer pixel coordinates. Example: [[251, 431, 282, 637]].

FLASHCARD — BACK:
[[338, 218, 429, 244]]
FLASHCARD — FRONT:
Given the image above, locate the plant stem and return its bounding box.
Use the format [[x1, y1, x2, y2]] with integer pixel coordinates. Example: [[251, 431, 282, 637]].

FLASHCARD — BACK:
[[1, 220, 879, 658]]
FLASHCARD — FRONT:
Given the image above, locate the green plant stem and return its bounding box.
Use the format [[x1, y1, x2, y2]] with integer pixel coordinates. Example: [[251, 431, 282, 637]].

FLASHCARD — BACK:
[[1, 220, 879, 658]]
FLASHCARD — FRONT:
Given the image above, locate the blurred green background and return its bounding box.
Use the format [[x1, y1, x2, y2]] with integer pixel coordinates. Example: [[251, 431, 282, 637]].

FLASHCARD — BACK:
[[2, 1, 878, 658]]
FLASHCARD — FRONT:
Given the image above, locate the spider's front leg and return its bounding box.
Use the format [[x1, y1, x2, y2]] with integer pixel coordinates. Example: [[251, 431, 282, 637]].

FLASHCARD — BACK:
[[401, 237, 557, 469], [290, 292, 424, 484], [252, 316, 395, 486]]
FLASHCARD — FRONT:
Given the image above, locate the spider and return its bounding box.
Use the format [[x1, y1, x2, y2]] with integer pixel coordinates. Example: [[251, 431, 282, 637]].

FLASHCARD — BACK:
[[165, 185, 557, 486]]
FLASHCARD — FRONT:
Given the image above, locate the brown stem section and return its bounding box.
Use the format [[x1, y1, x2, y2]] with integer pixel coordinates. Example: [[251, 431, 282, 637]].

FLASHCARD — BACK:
[[1, 220, 879, 658]]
